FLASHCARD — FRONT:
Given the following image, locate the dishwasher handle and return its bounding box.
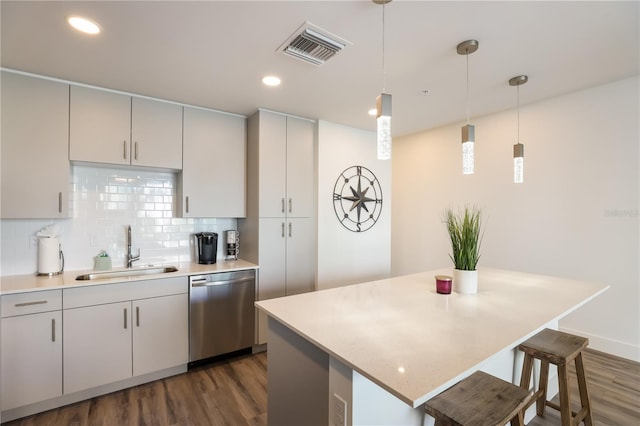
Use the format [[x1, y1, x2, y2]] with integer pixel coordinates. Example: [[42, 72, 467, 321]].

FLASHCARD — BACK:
[[190, 276, 255, 287]]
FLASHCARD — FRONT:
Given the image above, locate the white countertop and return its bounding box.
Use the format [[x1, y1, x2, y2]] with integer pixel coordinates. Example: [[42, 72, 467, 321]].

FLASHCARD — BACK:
[[256, 267, 608, 408], [0, 259, 258, 294]]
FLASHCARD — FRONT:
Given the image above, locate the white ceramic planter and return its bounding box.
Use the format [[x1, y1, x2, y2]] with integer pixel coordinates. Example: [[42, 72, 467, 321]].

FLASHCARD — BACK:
[[453, 269, 478, 294]]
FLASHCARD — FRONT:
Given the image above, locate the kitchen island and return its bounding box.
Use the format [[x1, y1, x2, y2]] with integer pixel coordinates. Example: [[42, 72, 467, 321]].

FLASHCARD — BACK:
[[255, 268, 608, 426]]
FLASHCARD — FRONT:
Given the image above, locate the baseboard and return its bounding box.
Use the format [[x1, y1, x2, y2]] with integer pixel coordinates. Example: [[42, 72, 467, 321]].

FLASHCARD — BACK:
[[560, 326, 640, 362]]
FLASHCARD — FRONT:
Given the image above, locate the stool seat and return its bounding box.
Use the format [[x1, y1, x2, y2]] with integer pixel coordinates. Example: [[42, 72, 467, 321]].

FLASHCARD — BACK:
[[518, 328, 588, 365], [424, 370, 532, 426], [518, 328, 593, 426]]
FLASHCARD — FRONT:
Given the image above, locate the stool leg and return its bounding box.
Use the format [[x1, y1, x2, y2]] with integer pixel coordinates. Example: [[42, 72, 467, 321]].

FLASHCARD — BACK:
[[557, 364, 572, 426], [537, 361, 549, 417], [520, 353, 534, 389], [575, 352, 593, 426], [510, 411, 525, 426]]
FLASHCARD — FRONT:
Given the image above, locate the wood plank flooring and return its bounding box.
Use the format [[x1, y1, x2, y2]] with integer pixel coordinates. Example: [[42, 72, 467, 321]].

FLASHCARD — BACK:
[[3, 352, 267, 426], [527, 349, 639, 426], [3, 348, 638, 425]]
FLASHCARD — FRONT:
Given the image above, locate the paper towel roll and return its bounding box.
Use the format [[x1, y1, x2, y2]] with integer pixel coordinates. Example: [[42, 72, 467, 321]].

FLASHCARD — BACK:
[[38, 237, 62, 275]]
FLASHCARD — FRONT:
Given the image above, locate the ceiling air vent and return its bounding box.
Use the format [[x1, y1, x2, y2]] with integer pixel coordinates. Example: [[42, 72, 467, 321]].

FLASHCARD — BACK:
[[279, 22, 351, 66]]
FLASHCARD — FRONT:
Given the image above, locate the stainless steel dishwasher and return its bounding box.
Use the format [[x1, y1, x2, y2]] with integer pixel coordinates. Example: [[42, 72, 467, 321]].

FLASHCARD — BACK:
[[189, 269, 256, 362]]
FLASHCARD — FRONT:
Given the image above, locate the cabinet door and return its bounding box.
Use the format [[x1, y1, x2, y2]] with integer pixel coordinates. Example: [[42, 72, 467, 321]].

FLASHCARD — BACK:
[[131, 97, 183, 169], [69, 85, 131, 165], [1, 72, 70, 218], [1, 311, 62, 410], [256, 218, 287, 344], [181, 107, 246, 217], [285, 117, 315, 218], [258, 111, 287, 218], [132, 293, 188, 376], [286, 218, 315, 296], [63, 301, 132, 394]]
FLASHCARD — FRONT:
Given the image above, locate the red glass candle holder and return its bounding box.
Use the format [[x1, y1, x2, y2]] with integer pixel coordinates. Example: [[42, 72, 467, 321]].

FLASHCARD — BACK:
[[435, 275, 452, 294]]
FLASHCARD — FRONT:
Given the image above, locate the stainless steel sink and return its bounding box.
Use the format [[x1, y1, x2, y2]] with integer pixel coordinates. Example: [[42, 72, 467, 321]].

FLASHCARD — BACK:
[[75, 266, 179, 281]]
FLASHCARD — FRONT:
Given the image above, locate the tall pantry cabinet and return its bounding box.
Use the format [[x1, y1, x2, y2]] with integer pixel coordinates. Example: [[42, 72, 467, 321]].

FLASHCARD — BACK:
[[239, 110, 316, 345]]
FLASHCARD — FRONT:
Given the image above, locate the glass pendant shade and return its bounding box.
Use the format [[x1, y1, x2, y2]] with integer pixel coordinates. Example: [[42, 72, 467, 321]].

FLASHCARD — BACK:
[[461, 124, 475, 174], [513, 142, 524, 183], [376, 93, 392, 160]]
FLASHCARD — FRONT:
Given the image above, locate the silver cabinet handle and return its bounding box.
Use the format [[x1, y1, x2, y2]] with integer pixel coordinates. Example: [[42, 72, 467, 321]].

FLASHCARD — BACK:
[[186, 196, 190, 213], [136, 306, 140, 327], [289, 198, 292, 213], [58, 192, 62, 213], [123, 140, 127, 159], [51, 318, 56, 342], [281, 222, 285, 238], [134, 141, 138, 161], [281, 198, 285, 213], [289, 222, 292, 237], [15, 300, 47, 308], [124, 308, 128, 329]]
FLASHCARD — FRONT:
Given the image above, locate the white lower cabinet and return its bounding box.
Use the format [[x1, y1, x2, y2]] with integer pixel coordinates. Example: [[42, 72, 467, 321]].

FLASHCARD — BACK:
[[63, 277, 188, 394], [256, 217, 314, 344], [1, 311, 62, 411], [132, 294, 188, 376], [63, 301, 133, 394]]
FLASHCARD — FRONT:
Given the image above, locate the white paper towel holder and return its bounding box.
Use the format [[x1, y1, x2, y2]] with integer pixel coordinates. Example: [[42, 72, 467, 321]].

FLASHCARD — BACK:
[[37, 236, 65, 276]]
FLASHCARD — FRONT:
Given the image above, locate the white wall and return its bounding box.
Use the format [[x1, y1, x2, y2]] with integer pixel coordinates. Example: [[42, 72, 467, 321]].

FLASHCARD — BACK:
[[316, 121, 391, 290], [391, 76, 639, 361], [1, 165, 236, 276]]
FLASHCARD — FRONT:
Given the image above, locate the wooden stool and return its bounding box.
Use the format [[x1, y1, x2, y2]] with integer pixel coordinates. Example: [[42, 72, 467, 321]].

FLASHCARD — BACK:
[[518, 328, 593, 426], [424, 370, 532, 426]]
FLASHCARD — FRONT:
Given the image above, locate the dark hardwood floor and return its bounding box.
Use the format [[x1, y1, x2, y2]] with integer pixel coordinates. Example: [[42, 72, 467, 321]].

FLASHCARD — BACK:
[[3, 349, 638, 425]]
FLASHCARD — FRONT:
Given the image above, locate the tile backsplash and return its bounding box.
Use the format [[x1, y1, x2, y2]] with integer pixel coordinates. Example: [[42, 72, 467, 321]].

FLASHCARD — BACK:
[[1, 165, 237, 276]]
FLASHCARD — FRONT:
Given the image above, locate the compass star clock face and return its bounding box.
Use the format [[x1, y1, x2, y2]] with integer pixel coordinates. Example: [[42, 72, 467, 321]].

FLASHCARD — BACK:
[[333, 165, 383, 232]]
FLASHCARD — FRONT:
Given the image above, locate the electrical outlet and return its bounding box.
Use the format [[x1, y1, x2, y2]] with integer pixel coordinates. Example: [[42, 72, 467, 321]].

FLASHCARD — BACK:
[[29, 235, 38, 249], [333, 393, 347, 426]]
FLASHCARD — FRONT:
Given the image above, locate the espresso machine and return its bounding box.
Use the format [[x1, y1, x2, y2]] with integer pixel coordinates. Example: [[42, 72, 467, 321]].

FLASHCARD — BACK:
[[225, 230, 239, 260]]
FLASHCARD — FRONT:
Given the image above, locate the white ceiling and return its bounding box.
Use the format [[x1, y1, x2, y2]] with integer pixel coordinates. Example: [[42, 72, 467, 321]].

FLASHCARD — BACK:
[[2, 1, 638, 137]]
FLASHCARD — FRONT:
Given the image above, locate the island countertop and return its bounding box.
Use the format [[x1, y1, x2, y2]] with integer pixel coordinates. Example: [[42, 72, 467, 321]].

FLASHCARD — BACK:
[[255, 267, 608, 408]]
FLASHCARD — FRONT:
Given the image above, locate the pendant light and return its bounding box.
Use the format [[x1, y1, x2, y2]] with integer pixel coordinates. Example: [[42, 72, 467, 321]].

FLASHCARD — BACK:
[[374, 0, 392, 160], [509, 75, 528, 183], [457, 40, 479, 174]]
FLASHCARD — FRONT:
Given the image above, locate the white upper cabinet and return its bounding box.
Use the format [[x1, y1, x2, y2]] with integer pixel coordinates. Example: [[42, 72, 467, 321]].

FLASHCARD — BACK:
[[258, 112, 287, 217], [180, 106, 246, 218], [131, 97, 183, 169], [69, 85, 131, 165], [70, 85, 183, 169], [1, 71, 70, 218], [284, 116, 315, 218], [258, 111, 314, 218]]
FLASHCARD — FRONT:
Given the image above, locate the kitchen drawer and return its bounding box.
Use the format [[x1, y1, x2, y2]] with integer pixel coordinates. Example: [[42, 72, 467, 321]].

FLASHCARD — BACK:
[[64, 276, 188, 309], [1, 290, 62, 317]]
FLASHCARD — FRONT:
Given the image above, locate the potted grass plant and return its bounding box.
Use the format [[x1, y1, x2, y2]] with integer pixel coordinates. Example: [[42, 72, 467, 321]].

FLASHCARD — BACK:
[[443, 205, 483, 294]]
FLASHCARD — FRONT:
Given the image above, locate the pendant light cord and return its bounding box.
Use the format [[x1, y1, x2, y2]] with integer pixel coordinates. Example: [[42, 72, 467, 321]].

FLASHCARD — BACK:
[[465, 52, 470, 124], [517, 84, 520, 141], [382, 2, 386, 92]]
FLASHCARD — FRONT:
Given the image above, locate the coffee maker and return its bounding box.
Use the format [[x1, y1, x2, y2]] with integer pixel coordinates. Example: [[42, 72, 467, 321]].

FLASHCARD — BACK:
[[195, 232, 218, 264]]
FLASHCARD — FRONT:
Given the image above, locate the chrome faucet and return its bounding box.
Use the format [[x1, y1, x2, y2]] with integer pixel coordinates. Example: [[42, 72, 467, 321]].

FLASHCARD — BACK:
[[127, 225, 140, 268]]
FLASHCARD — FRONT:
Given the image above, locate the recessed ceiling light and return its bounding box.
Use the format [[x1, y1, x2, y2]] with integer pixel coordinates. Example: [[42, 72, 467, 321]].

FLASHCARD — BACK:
[[67, 16, 101, 35], [262, 76, 281, 87], [368, 108, 377, 116]]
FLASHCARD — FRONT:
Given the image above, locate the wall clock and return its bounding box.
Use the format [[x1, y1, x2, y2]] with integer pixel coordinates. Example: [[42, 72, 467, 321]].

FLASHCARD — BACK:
[[333, 165, 383, 232]]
